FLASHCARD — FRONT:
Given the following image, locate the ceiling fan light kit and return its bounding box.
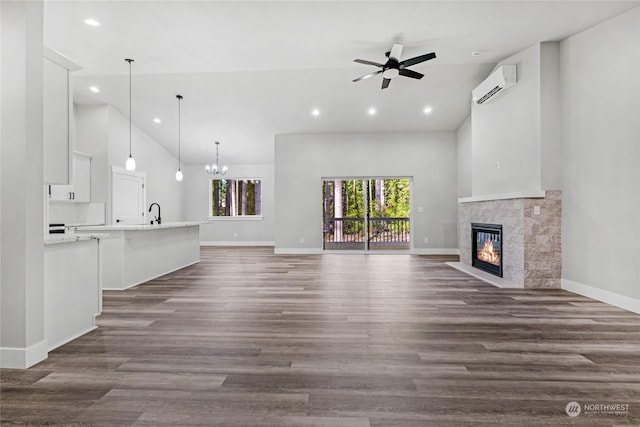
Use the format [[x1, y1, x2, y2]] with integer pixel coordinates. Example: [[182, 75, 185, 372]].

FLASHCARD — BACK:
[[353, 43, 436, 89]]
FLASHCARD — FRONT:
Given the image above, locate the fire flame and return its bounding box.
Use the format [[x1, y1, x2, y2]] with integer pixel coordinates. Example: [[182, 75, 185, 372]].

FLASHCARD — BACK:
[[478, 239, 500, 265]]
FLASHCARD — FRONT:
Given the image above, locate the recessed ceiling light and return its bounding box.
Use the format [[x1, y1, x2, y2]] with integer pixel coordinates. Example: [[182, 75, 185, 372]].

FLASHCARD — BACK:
[[311, 109, 320, 117], [89, 86, 100, 93], [153, 118, 161, 124], [84, 19, 101, 27], [423, 106, 433, 114], [472, 51, 481, 57], [368, 107, 376, 116]]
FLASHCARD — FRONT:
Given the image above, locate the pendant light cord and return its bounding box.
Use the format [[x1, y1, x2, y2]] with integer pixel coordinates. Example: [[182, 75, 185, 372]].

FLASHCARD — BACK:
[[177, 95, 183, 170], [125, 58, 134, 157], [129, 60, 131, 156]]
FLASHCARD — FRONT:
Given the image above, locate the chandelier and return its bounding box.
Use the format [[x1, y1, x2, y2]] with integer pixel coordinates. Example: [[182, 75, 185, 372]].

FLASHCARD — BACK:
[[205, 141, 228, 176]]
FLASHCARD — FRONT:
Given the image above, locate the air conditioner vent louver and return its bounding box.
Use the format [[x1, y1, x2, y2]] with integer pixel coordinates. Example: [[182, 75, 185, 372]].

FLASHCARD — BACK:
[[472, 65, 517, 105], [476, 86, 502, 104]]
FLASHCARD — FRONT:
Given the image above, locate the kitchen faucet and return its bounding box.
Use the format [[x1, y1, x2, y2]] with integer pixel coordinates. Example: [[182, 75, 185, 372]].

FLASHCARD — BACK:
[[148, 203, 161, 224]]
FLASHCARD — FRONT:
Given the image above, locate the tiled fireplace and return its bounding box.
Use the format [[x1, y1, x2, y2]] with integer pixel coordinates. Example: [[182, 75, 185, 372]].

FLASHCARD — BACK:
[[458, 191, 561, 289]]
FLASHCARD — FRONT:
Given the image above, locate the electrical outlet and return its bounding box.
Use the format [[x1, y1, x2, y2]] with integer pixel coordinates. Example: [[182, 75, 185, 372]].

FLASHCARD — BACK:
[[233, 233, 238, 238], [495, 161, 501, 170], [533, 206, 541, 215], [299, 237, 305, 243], [424, 237, 429, 243], [417, 206, 424, 213]]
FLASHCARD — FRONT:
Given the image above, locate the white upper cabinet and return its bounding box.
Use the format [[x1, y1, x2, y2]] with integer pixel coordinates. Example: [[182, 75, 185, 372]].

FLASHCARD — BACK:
[[43, 47, 80, 185], [50, 152, 92, 203]]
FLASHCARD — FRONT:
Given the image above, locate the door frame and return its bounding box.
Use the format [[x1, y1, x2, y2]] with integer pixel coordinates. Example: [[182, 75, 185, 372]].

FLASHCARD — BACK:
[[321, 176, 413, 254]]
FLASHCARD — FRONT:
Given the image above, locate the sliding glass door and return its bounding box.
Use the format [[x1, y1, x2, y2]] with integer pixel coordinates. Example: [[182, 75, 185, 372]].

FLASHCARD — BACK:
[[322, 178, 410, 251]]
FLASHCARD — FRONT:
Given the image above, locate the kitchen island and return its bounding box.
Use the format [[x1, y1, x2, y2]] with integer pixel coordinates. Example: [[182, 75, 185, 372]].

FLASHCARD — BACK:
[[76, 222, 201, 290]]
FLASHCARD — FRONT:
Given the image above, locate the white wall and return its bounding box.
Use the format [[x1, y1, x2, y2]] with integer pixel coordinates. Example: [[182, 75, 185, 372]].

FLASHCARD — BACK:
[[183, 163, 275, 245], [560, 7, 640, 306], [456, 115, 472, 198], [471, 42, 561, 197], [274, 132, 458, 253], [75, 104, 109, 203], [1, 0, 48, 368], [73, 104, 184, 224]]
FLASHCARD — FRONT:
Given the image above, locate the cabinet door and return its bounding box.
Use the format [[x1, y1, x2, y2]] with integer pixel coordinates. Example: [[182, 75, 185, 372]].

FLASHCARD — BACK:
[[49, 183, 73, 201], [72, 153, 91, 203], [43, 57, 71, 185]]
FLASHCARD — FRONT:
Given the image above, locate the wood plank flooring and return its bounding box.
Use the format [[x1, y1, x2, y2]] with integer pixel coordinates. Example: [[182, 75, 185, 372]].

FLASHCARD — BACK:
[[2, 247, 640, 426]]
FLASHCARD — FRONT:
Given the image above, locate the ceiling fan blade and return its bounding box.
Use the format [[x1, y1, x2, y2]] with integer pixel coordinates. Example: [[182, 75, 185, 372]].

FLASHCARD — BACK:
[[354, 59, 384, 67], [399, 52, 436, 68], [399, 68, 424, 80], [389, 43, 403, 61], [381, 78, 391, 89], [353, 70, 382, 82]]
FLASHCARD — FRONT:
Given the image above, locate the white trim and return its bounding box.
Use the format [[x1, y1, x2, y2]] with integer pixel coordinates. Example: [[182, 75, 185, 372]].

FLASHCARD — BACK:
[[274, 248, 323, 255], [446, 262, 524, 288], [562, 279, 640, 315], [458, 190, 546, 203], [200, 241, 274, 247], [47, 326, 97, 352], [0, 340, 48, 369], [413, 248, 460, 255], [102, 260, 199, 291], [323, 249, 411, 255], [111, 164, 147, 178], [43, 46, 81, 71], [207, 216, 263, 221]]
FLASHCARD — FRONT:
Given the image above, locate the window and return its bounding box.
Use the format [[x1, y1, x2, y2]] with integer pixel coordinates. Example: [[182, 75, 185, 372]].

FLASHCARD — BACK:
[[209, 178, 262, 218]]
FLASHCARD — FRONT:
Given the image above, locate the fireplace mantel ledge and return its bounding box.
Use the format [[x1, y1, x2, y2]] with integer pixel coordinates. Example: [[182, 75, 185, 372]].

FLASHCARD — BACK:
[[458, 190, 547, 203]]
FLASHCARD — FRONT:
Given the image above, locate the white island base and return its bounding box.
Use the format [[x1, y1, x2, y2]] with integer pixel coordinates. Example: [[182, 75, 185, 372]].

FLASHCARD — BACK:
[[77, 222, 200, 290]]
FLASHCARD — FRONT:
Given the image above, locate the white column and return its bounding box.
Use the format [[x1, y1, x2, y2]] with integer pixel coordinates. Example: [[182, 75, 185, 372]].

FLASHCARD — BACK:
[[1, 0, 47, 368]]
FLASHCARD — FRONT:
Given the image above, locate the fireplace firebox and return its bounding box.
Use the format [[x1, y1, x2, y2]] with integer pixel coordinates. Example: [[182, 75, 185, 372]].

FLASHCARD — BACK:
[[471, 223, 503, 277]]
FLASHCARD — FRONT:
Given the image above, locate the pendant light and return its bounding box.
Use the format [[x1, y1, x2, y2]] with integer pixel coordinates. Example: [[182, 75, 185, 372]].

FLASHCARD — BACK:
[[175, 94, 184, 182], [124, 58, 136, 171]]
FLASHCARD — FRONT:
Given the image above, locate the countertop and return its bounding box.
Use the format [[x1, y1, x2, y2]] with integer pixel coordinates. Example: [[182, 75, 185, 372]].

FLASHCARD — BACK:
[[44, 233, 109, 245], [75, 222, 202, 232]]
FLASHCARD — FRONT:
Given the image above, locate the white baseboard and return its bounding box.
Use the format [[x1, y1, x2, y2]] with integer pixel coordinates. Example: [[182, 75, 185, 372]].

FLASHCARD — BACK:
[[413, 248, 460, 255], [274, 248, 323, 255], [200, 241, 275, 247], [0, 339, 48, 369], [103, 260, 200, 291], [47, 326, 97, 352], [562, 278, 640, 315]]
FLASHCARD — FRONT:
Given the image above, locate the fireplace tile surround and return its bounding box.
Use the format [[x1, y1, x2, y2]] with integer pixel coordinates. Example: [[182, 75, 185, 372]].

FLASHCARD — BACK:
[[458, 191, 561, 289]]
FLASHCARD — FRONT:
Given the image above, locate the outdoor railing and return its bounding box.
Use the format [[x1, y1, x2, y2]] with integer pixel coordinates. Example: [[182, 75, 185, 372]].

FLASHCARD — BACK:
[[323, 217, 410, 246]]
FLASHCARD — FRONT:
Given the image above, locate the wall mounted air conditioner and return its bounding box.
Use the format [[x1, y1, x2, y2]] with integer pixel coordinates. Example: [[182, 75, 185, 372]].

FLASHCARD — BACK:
[[472, 64, 517, 105]]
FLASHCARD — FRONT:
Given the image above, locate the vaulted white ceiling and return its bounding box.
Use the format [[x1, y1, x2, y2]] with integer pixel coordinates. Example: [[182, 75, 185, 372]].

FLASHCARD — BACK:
[[44, 1, 639, 164]]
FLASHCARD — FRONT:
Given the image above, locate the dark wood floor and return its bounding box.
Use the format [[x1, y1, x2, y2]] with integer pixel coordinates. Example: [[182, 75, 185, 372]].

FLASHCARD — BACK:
[[2, 247, 640, 426]]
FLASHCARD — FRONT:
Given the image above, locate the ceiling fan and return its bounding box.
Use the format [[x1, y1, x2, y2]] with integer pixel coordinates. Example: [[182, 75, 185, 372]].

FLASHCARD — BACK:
[[353, 44, 436, 89]]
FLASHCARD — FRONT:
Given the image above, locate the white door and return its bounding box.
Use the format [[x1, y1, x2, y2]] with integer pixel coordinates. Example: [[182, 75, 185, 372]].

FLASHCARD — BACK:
[[112, 167, 146, 224]]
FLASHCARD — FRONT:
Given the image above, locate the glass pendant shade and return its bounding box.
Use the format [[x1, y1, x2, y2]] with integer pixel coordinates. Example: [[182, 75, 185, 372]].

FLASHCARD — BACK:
[[175, 169, 183, 182], [125, 155, 136, 171]]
